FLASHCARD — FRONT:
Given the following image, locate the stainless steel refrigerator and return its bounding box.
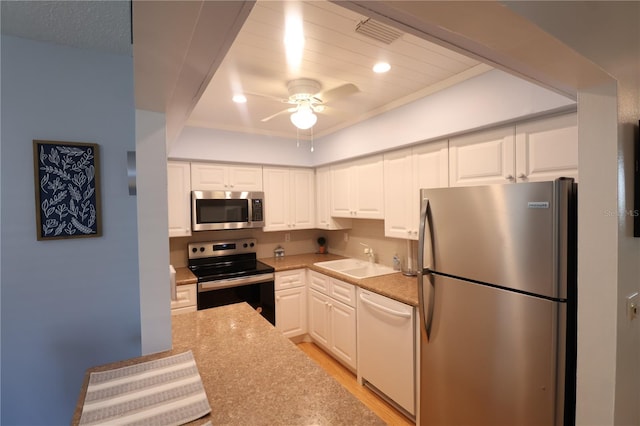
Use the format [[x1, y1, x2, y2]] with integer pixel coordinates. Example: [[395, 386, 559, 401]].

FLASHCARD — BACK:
[[417, 178, 577, 426]]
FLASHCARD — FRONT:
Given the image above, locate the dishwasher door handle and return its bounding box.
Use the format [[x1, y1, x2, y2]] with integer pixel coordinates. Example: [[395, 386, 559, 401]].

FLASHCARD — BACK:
[[359, 293, 411, 318]]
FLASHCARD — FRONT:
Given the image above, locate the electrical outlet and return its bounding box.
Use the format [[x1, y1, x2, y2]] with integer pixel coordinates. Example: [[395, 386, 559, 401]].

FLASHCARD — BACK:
[[285, 233, 290, 242], [627, 292, 638, 321], [343, 232, 349, 242]]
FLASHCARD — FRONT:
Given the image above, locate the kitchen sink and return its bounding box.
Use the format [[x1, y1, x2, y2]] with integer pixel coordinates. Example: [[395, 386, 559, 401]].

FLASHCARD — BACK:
[[314, 258, 397, 279]]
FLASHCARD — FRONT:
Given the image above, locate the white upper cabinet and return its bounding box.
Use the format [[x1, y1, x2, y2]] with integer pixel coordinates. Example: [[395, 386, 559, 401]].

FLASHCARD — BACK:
[[449, 126, 516, 186], [167, 161, 191, 237], [449, 113, 577, 186], [515, 113, 578, 182], [330, 155, 384, 219], [384, 141, 448, 240], [263, 167, 315, 231], [316, 167, 352, 230], [190, 162, 263, 191]]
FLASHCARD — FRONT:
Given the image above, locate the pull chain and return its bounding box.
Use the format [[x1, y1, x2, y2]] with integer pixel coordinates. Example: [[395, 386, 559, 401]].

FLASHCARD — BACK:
[[310, 126, 314, 152]]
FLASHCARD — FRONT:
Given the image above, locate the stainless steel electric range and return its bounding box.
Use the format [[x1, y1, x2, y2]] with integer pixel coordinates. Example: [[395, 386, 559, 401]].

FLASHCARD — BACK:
[[188, 238, 275, 325]]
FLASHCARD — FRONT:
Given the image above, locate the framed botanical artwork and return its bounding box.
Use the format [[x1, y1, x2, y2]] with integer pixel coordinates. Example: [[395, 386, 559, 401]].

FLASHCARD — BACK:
[[33, 140, 102, 240]]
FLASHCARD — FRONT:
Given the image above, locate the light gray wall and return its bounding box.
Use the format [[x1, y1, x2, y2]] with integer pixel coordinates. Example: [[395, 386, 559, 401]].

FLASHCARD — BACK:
[[135, 110, 172, 355], [171, 126, 316, 167], [313, 69, 575, 165], [0, 35, 141, 424]]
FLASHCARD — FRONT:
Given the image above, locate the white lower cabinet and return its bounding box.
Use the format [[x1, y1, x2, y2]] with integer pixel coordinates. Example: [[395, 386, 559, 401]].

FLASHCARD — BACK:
[[171, 284, 197, 315], [308, 270, 357, 371], [357, 288, 415, 416], [275, 269, 307, 338]]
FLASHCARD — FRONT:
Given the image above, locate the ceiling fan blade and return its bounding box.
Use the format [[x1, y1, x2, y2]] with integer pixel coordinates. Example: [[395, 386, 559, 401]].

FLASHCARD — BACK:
[[245, 91, 288, 103], [260, 107, 296, 122], [318, 83, 359, 103], [313, 104, 347, 117]]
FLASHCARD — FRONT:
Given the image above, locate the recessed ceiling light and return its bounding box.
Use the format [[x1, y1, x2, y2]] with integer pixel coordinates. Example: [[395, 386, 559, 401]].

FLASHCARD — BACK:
[[232, 94, 247, 103], [373, 62, 391, 73]]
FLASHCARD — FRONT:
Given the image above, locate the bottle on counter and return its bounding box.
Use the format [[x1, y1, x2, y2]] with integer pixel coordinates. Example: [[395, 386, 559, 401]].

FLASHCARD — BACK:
[[393, 254, 401, 271]]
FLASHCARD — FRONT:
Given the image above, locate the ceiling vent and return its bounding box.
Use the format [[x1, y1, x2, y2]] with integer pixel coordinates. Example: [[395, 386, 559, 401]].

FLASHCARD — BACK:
[[355, 18, 403, 44]]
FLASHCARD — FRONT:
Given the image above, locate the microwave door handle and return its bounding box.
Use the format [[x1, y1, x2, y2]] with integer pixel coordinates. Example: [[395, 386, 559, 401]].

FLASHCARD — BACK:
[[418, 196, 436, 341]]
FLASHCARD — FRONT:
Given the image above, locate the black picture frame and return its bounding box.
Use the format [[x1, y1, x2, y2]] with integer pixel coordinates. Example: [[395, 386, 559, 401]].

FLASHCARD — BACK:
[[33, 140, 102, 240]]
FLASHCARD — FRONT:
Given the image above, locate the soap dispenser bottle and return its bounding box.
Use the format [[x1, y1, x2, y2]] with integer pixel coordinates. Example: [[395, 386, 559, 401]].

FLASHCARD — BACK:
[[393, 254, 401, 271]]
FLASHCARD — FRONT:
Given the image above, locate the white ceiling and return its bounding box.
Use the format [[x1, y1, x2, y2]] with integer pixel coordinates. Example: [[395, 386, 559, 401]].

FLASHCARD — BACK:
[[0, 0, 132, 56], [1, 0, 491, 141], [188, 0, 490, 140]]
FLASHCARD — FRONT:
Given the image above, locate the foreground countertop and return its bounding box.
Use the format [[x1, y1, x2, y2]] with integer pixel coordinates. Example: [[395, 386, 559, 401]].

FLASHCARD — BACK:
[[72, 303, 384, 425]]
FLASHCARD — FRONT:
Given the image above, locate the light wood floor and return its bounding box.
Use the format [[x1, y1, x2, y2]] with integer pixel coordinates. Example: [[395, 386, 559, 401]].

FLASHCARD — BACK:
[[297, 341, 415, 426]]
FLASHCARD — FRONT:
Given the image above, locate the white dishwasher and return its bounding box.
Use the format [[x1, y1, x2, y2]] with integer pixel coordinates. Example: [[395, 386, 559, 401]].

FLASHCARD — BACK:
[[357, 288, 415, 417]]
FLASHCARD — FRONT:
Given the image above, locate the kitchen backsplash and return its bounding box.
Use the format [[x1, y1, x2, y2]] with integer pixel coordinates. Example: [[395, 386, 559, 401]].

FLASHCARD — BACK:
[[169, 219, 415, 270]]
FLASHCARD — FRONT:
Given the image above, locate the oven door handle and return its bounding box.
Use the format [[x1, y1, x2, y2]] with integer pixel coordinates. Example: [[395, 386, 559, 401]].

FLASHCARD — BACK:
[[198, 273, 275, 292]]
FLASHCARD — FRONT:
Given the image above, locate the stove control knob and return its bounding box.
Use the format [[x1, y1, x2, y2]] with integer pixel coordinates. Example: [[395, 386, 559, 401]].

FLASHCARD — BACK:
[[199, 247, 205, 252], [250, 242, 255, 247], [191, 247, 198, 253], [243, 243, 248, 248]]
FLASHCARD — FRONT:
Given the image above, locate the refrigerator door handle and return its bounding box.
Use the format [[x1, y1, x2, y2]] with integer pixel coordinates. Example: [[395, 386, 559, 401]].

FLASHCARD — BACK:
[[419, 197, 435, 271], [418, 196, 436, 340]]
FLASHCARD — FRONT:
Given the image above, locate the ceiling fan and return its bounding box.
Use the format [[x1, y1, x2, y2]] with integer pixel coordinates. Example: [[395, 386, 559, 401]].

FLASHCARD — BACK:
[[258, 78, 359, 130]]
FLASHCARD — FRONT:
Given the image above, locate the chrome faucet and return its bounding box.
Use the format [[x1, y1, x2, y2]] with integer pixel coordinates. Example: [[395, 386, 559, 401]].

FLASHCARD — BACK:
[[360, 242, 375, 263]]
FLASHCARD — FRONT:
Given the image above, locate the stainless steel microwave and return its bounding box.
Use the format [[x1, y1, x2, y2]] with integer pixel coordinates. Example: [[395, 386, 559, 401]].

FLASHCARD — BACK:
[[191, 190, 265, 231]]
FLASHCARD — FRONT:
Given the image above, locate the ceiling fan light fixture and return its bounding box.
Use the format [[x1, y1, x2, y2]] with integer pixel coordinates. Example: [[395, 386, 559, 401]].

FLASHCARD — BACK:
[[290, 106, 317, 130], [373, 62, 391, 73], [232, 94, 247, 103]]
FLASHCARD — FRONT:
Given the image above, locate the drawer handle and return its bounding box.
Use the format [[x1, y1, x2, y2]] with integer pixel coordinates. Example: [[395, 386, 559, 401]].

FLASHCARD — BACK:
[[359, 294, 411, 318]]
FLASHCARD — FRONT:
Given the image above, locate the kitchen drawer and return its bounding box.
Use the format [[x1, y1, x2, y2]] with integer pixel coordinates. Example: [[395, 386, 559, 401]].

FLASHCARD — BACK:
[[308, 270, 331, 294], [330, 278, 356, 308], [275, 269, 306, 290], [171, 283, 197, 313]]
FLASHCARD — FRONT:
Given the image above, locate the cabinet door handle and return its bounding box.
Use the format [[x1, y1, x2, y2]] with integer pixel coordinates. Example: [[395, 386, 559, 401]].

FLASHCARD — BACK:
[[518, 173, 527, 179], [505, 174, 514, 181]]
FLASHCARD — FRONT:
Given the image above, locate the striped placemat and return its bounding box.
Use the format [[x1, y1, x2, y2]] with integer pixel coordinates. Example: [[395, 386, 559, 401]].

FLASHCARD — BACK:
[[79, 351, 211, 426]]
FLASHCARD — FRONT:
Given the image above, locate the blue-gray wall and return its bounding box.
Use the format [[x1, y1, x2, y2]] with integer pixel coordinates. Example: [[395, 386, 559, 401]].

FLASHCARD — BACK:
[[1, 35, 141, 424]]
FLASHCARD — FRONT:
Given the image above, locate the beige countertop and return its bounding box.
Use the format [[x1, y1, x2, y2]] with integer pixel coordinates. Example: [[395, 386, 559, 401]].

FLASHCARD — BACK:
[[176, 253, 419, 307], [72, 303, 384, 425], [262, 253, 419, 307], [175, 266, 197, 285]]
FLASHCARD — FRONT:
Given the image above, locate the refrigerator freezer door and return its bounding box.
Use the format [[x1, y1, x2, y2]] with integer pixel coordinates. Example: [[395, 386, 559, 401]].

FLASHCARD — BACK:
[[420, 274, 565, 425], [420, 179, 573, 299]]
